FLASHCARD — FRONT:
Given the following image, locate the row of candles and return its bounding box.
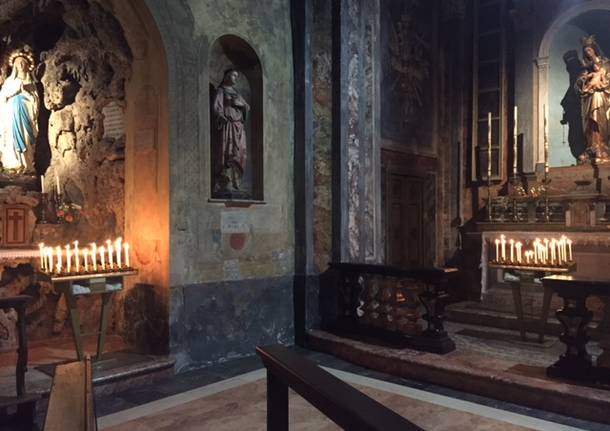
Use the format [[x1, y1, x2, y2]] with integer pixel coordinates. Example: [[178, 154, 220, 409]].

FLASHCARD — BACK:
[[486, 105, 549, 178], [492, 235, 573, 267], [39, 238, 131, 275]]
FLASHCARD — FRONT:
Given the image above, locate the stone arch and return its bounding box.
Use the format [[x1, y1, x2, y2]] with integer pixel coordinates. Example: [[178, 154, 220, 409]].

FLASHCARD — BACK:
[[534, 0, 610, 166]]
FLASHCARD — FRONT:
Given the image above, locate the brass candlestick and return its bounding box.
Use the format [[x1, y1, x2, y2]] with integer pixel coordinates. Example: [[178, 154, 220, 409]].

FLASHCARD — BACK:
[[542, 174, 551, 223], [511, 175, 520, 222], [487, 175, 493, 222]]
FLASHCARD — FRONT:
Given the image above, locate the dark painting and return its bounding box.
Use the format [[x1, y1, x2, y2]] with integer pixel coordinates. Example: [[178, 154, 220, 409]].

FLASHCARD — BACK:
[[380, 0, 435, 148]]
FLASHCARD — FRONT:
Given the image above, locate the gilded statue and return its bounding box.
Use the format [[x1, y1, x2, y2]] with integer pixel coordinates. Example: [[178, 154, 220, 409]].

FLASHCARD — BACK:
[[213, 68, 250, 193], [0, 46, 39, 174], [575, 35, 610, 164]]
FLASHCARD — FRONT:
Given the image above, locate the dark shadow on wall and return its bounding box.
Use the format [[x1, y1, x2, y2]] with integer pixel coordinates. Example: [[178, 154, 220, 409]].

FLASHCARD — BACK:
[[561, 50, 586, 160]]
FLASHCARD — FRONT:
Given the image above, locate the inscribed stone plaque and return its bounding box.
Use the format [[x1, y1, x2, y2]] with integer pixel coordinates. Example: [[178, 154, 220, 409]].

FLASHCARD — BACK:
[[221, 211, 250, 233], [102, 101, 125, 140], [223, 259, 241, 280]]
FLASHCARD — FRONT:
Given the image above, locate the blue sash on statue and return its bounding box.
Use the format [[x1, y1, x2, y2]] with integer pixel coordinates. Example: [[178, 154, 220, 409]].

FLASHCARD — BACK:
[[12, 95, 34, 153]]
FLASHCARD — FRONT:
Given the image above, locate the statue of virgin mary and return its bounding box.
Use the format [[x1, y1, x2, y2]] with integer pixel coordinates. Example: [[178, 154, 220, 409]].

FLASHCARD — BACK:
[[0, 46, 39, 174]]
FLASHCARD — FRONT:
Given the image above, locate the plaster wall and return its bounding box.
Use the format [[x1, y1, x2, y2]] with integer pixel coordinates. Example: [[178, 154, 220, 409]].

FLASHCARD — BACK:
[[144, 0, 295, 369]]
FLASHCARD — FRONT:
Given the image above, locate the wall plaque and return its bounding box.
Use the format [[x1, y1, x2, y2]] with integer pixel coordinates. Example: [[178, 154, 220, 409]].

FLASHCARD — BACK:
[[102, 101, 125, 140], [221, 211, 250, 234]]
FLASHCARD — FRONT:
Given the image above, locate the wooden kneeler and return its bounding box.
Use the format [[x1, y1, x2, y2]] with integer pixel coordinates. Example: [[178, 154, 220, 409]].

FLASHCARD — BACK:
[[43, 355, 97, 431]]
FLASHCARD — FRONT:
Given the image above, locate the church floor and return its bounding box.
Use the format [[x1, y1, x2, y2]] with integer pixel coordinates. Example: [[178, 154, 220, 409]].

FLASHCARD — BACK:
[[94, 347, 609, 431]]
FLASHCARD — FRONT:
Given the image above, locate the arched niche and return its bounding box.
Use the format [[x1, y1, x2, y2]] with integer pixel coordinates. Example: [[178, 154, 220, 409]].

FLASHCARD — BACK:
[[535, 0, 610, 167], [209, 34, 263, 201]]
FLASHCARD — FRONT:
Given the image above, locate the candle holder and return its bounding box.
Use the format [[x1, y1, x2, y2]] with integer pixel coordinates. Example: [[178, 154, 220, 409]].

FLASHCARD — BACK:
[[542, 174, 551, 223], [487, 175, 493, 222], [39, 193, 49, 224], [510, 175, 520, 222]]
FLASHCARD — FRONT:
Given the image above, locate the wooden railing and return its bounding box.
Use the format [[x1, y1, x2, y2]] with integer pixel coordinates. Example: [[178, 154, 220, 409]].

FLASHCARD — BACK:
[[256, 344, 423, 431], [320, 262, 457, 353]]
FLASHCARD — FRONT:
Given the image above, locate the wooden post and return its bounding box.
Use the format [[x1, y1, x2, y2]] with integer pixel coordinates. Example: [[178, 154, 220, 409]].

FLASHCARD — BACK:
[[266, 370, 288, 431]]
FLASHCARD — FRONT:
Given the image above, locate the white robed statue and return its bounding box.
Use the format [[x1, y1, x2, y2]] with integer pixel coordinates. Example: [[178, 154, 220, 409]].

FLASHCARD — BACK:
[[0, 47, 38, 174]]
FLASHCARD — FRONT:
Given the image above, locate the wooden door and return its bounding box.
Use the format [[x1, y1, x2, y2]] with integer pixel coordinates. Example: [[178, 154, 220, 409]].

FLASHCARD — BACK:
[[387, 174, 424, 268]]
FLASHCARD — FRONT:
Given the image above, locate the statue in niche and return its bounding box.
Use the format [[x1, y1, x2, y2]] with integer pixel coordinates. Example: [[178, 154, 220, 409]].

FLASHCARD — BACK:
[[0, 46, 38, 174], [213, 68, 250, 194], [574, 35, 610, 164]]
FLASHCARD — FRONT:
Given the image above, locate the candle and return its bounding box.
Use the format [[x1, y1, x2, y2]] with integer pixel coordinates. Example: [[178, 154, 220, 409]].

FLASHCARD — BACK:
[[83, 249, 89, 272], [40, 175, 45, 194], [55, 174, 61, 195], [513, 106, 518, 175], [525, 251, 531, 265], [99, 246, 106, 270], [106, 240, 113, 268], [91, 243, 97, 272], [567, 239, 573, 261], [543, 238, 549, 263], [494, 239, 500, 262], [550, 239, 556, 264], [55, 246, 62, 273], [544, 104, 549, 174], [115, 238, 123, 267], [509, 239, 515, 263], [65, 245, 71, 273], [516, 241, 522, 263], [71, 241, 79, 272], [124, 242, 130, 267], [488, 112, 492, 178], [500, 235, 506, 261], [47, 248, 53, 273], [39, 243, 45, 270]]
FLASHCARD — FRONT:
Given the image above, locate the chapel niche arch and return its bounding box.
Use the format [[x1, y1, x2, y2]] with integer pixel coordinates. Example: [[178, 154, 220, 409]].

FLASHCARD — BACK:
[[535, 0, 610, 168], [209, 34, 263, 201]]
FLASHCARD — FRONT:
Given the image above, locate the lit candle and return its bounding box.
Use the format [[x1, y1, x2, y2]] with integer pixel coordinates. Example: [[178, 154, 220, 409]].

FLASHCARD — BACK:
[[567, 239, 573, 261], [65, 245, 71, 273], [488, 112, 492, 178], [83, 249, 88, 272], [39, 243, 45, 270], [509, 239, 515, 263], [516, 241, 522, 263], [91, 243, 97, 272], [106, 240, 113, 269], [543, 238, 549, 263], [561, 235, 567, 263], [500, 235, 506, 261], [40, 175, 45, 194], [55, 246, 62, 273], [534, 239, 541, 264], [55, 174, 61, 195], [513, 106, 518, 175], [525, 251, 531, 265], [47, 248, 53, 273], [494, 239, 500, 262], [115, 238, 123, 267], [99, 246, 106, 271], [550, 239, 556, 265], [124, 242, 130, 267], [73, 241, 80, 272]]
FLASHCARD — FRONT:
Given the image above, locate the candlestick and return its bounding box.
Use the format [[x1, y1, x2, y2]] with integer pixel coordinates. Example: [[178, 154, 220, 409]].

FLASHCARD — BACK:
[[513, 106, 518, 175], [83, 249, 89, 272], [91, 243, 97, 272], [73, 241, 80, 272], [39, 243, 45, 270], [544, 105, 549, 174], [488, 112, 492, 179], [124, 242, 130, 267], [99, 246, 106, 270]]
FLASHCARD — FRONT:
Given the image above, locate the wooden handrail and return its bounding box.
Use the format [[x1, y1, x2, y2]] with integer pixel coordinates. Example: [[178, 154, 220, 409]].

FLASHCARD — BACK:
[[256, 344, 423, 431]]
